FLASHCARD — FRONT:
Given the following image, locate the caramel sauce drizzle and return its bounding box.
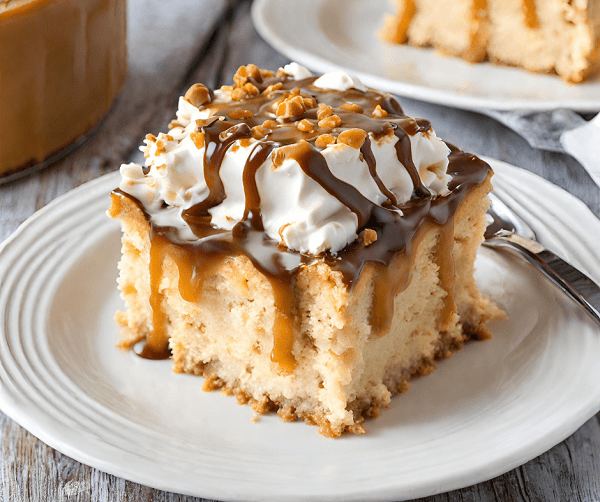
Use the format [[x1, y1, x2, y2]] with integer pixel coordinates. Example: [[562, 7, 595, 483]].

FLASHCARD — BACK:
[[433, 218, 457, 332], [116, 70, 491, 370], [390, 0, 416, 44], [141, 232, 171, 360], [522, 0, 539, 30]]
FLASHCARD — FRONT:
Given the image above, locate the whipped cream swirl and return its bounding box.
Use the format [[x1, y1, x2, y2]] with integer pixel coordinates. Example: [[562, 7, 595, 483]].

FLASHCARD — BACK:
[[119, 64, 452, 255]]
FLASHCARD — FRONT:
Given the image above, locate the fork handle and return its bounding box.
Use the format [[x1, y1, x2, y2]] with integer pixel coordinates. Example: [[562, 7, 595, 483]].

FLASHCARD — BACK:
[[483, 231, 600, 328]]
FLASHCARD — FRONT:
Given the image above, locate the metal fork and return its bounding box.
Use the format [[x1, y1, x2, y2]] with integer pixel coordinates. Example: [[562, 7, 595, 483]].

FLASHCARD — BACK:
[[483, 192, 600, 328]]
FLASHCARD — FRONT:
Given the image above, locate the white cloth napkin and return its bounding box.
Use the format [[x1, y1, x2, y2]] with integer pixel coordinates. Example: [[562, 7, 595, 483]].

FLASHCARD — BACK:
[[561, 113, 600, 188], [484, 109, 600, 189]]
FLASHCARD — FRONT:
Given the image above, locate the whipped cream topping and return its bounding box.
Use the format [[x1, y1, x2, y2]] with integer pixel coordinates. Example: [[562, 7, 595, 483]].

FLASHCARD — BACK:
[[119, 63, 452, 255], [313, 71, 368, 92]]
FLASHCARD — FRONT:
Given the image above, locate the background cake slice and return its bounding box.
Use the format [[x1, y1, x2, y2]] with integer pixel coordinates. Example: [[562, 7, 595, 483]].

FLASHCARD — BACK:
[[109, 63, 502, 437], [380, 0, 600, 82]]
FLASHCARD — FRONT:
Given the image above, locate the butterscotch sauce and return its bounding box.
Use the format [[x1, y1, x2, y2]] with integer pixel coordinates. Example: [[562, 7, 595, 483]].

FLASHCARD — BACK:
[[522, 0, 539, 30], [465, 0, 489, 62], [115, 70, 491, 369], [433, 218, 457, 332], [389, 0, 415, 44], [142, 232, 171, 360], [0, 0, 127, 176]]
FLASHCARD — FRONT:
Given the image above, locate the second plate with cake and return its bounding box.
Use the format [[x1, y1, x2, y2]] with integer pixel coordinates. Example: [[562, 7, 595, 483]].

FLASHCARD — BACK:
[[252, 0, 600, 112]]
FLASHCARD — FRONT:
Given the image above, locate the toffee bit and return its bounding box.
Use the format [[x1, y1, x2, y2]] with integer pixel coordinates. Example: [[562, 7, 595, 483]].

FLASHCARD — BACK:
[[337, 129, 367, 149], [297, 119, 315, 133], [315, 134, 336, 149], [372, 104, 389, 118], [358, 228, 378, 246], [276, 95, 306, 121], [316, 103, 333, 121], [190, 131, 205, 149], [184, 83, 212, 107], [318, 114, 342, 129], [340, 103, 365, 114], [262, 82, 283, 94], [228, 109, 254, 120]]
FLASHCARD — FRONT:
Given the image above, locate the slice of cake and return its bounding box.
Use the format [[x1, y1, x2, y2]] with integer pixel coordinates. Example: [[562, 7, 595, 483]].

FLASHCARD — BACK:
[[380, 0, 600, 83], [108, 63, 501, 437]]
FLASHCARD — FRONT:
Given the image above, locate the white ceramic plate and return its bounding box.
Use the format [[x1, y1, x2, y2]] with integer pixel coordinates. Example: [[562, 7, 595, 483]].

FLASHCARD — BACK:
[[1, 160, 600, 502], [251, 0, 600, 112]]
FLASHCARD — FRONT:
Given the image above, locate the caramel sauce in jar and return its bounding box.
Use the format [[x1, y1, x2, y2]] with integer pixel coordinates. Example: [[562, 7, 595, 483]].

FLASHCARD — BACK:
[[0, 0, 127, 176]]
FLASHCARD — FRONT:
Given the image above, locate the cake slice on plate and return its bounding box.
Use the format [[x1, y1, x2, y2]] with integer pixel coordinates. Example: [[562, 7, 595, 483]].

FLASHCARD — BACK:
[[380, 0, 600, 83], [108, 63, 502, 437]]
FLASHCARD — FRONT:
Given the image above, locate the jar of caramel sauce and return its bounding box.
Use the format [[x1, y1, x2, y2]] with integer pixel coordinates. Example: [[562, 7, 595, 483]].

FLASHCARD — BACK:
[[0, 0, 127, 179]]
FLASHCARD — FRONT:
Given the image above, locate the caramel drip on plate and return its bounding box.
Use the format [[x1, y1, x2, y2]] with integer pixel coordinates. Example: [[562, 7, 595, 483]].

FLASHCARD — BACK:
[[522, 0, 539, 30], [117, 72, 491, 368]]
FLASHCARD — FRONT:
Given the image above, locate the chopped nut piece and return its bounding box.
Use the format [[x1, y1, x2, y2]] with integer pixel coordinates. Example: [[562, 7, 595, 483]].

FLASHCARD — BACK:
[[358, 228, 377, 246], [290, 87, 301, 97], [297, 119, 315, 133], [155, 140, 166, 155], [340, 103, 364, 114], [243, 82, 260, 97], [273, 91, 292, 107], [195, 118, 213, 128], [165, 134, 174, 141], [302, 96, 317, 109], [233, 64, 263, 88], [251, 125, 271, 139], [228, 109, 254, 120], [276, 68, 287, 78], [145, 133, 157, 143], [262, 120, 278, 129], [318, 114, 342, 129], [372, 104, 388, 118], [276, 95, 306, 121], [260, 69, 275, 78], [190, 131, 205, 149], [232, 87, 247, 101], [220, 85, 233, 93], [317, 103, 333, 121], [262, 82, 283, 94], [337, 129, 367, 149], [184, 83, 212, 108], [315, 134, 336, 149]]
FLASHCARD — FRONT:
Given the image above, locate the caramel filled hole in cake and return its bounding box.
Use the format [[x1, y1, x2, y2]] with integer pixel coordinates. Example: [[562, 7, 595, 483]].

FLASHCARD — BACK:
[[379, 0, 600, 83], [108, 62, 504, 437]]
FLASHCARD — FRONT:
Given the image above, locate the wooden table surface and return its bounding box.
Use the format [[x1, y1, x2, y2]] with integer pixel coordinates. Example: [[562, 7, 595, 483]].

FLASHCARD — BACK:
[[1, 0, 600, 500]]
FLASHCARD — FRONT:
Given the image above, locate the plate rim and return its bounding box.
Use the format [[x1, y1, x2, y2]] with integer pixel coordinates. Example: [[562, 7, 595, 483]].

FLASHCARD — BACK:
[[251, 0, 600, 113], [1, 161, 600, 501]]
